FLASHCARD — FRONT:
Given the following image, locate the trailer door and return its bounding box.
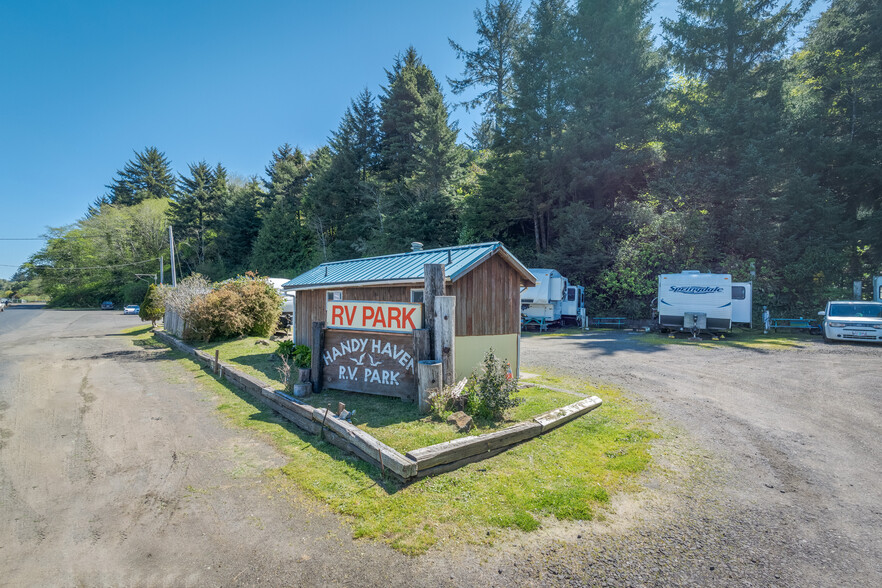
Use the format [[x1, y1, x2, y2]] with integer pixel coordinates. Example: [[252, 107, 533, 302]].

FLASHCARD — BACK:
[[731, 283, 752, 326]]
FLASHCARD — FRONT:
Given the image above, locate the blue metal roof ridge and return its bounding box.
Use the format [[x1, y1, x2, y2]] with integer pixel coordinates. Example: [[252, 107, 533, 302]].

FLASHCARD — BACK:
[[282, 241, 536, 290]]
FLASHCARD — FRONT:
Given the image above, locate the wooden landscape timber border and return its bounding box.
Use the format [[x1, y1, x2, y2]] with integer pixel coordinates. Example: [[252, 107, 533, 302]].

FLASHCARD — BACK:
[[152, 329, 602, 481]]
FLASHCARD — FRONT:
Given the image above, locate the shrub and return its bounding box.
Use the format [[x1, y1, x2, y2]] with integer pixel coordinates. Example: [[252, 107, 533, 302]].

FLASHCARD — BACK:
[[291, 344, 311, 369], [185, 288, 249, 342], [139, 283, 165, 327], [276, 340, 295, 358], [464, 349, 522, 420], [225, 273, 282, 337]]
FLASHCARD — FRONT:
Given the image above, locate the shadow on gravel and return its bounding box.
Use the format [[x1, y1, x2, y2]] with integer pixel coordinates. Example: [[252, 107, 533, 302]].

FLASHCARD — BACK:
[[81, 349, 171, 362]]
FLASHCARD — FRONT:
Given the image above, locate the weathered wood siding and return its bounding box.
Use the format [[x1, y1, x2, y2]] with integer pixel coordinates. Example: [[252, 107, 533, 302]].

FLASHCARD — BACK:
[[448, 253, 521, 336], [294, 252, 523, 344]]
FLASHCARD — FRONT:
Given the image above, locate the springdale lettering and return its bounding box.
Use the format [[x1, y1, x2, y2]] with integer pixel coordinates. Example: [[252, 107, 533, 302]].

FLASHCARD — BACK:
[[669, 286, 724, 295]]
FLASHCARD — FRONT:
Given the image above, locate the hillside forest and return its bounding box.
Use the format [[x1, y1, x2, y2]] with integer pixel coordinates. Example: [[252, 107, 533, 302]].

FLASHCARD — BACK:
[[10, 0, 882, 318]]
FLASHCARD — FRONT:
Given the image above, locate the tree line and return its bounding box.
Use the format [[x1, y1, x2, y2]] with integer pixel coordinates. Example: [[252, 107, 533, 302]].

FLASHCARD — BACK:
[[17, 0, 882, 316]]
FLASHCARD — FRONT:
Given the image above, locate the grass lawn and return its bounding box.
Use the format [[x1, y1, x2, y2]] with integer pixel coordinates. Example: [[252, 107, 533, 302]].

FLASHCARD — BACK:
[[638, 328, 820, 351], [131, 326, 659, 555]]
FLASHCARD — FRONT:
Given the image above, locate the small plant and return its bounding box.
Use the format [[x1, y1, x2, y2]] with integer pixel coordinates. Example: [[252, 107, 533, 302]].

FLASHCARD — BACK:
[[276, 340, 295, 359], [276, 354, 293, 392], [291, 344, 311, 369], [464, 349, 522, 420], [428, 381, 467, 418]]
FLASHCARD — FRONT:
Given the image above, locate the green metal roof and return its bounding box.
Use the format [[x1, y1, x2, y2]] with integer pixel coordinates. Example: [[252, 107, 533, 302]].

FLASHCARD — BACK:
[[282, 242, 535, 291]]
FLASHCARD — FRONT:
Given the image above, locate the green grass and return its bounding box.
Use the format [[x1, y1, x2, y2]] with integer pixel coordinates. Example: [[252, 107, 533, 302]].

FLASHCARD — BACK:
[[638, 328, 819, 350], [521, 326, 587, 338], [130, 326, 659, 555]]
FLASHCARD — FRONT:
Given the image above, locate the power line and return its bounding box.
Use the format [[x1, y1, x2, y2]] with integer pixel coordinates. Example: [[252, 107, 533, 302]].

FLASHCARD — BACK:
[[1, 258, 162, 271]]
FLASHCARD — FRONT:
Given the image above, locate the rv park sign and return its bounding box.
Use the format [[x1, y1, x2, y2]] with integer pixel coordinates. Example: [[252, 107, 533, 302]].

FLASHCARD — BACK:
[[326, 300, 423, 333], [321, 330, 417, 398]]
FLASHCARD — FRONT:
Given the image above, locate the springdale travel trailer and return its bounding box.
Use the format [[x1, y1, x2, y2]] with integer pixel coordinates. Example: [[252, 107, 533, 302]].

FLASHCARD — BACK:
[[521, 268, 585, 326], [656, 271, 753, 334]]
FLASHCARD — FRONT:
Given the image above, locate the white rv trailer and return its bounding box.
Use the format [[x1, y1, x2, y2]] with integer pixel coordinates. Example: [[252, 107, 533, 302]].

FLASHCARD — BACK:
[[521, 268, 585, 326], [875, 276, 882, 302], [657, 271, 752, 333], [267, 278, 296, 329]]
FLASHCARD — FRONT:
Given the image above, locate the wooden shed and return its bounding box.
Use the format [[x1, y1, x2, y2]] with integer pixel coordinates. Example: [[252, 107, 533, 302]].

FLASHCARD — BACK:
[[283, 242, 536, 383]]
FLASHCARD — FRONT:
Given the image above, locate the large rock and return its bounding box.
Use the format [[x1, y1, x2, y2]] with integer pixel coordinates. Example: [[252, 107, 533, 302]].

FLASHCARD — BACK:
[[446, 411, 473, 433]]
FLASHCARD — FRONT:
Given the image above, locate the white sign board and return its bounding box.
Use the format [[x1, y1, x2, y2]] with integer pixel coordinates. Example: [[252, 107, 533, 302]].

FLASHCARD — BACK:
[[326, 300, 423, 333]]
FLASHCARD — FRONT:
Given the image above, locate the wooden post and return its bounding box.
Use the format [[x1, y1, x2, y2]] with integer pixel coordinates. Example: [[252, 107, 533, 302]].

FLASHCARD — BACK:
[[418, 360, 442, 414], [412, 328, 430, 403], [311, 321, 325, 393], [423, 264, 445, 355], [434, 296, 456, 387]]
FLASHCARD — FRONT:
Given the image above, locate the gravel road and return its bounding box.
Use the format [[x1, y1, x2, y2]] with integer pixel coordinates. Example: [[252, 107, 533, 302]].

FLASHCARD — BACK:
[[2, 306, 881, 586], [515, 330, 882, 587]]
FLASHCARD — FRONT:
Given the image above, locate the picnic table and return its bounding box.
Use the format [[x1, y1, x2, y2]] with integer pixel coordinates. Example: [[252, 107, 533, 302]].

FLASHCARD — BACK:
[[770, 317, 819, 332], [587, 317, 628, 329], [521, 316, 549, 332]]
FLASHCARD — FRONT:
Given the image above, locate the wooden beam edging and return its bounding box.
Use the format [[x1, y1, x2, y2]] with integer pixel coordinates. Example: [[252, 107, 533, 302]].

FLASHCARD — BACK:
[[406, 396, 603, 475], [151, 330, 602, 481]]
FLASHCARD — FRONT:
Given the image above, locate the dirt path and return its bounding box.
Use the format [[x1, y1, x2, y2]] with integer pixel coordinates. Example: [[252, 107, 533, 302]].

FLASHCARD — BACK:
[[0, 307, 467, 586], [518, 331, 882, 587]]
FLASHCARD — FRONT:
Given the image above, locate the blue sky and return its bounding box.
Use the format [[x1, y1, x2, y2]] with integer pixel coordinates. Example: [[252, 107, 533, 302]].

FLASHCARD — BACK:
[[0, 0, 827, 280]]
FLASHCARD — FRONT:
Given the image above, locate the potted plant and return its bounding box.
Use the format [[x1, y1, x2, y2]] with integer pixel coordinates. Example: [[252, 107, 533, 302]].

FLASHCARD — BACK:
[[292, 344, 312, 383]]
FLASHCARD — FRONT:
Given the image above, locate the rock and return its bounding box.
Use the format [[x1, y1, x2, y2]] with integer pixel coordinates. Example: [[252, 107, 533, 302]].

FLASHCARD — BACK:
[[446, 411, 473, 433]]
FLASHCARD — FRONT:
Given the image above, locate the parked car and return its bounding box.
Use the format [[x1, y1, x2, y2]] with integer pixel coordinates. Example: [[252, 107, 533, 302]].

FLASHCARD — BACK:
[[123, 305, 140, 315], [101, 301, 114, 310], [819, 300, 882, 343]]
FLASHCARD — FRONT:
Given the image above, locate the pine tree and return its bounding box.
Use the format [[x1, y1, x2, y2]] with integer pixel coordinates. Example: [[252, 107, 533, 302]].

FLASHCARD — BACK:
[[564, 0, 664, 210], [216, 176, 265, 269], [378, 47, 464, 250], [107, 147, 176, 206], [168, 161, 222, 268], [448, 0, 526, 133], [263, 144, 309, 215], [508, 0, 573, 252]]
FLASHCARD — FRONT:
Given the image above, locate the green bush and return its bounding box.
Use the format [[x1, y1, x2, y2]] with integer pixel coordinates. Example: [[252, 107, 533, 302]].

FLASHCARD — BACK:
[[276, 340, 295, 358], [139, 283, 165, 326], [178, 273, 282, 342], [464, 349, 522, 420], [292, 344, 311, 369]]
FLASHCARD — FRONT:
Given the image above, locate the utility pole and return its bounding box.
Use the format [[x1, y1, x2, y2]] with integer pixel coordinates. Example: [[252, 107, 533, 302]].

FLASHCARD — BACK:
[[169, 226, 177, 287], [160, 256, 164, 285]]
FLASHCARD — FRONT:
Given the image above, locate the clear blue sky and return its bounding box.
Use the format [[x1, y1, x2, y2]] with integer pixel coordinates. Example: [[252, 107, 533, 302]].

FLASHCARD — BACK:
[[0, 0, 827, 280]]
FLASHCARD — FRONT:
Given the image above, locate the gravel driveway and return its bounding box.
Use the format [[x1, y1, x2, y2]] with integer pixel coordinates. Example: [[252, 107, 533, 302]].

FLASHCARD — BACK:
[[3, 307, 880, 586], [516, 330, 882, 587]]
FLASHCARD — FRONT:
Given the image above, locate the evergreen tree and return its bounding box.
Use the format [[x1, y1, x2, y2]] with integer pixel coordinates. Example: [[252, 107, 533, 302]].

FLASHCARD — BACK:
[[216, 176, 265, 269], [508, 0, 573, 252], [262, 144, 310, 215], [564, 0, 664, 210], [107, 147, 176, 206], [168, 161, 222, 268], [249, 148, 318, 275], [448, 0, 526, 133], [304, 92, 382, 260], [139, 283, 165, 327], [379, 47, 464, 250]]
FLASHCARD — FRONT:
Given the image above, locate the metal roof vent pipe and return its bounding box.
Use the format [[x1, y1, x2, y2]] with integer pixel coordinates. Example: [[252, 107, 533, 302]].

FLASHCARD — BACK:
[[411, 241, 423, 252]]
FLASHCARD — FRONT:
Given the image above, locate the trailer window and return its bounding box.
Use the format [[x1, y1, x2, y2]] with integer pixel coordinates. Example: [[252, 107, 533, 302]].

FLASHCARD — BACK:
[[567, 287, 576, 301], [732, 286, 746, 300]]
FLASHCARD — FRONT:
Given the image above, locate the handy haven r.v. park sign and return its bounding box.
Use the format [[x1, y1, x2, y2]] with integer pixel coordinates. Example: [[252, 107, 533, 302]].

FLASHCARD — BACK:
[[321, 300, 422, 398]]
